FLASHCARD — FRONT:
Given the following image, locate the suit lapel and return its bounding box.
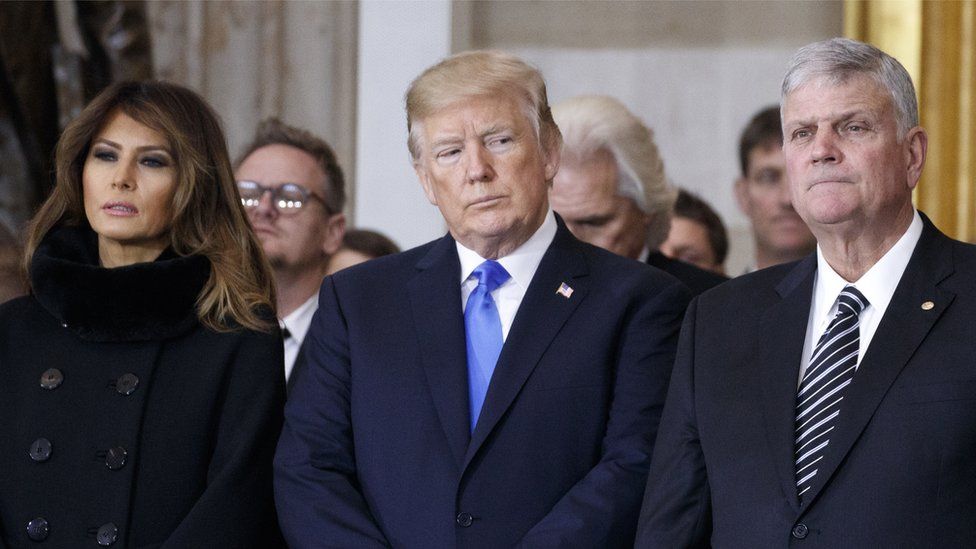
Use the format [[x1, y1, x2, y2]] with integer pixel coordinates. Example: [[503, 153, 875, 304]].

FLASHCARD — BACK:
[[758, 256, 817, 514], [801, 219, 955, 507], [286, 338, 309, 394], [463, 223, 589, 469], [408, 235, 470, 470]]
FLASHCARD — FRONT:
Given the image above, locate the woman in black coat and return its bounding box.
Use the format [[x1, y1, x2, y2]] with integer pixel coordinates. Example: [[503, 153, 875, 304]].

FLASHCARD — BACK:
[[0, 82, 286, 548]]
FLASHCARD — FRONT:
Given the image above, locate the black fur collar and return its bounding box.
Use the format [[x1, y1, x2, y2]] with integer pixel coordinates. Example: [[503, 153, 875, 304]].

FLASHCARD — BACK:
[[30, 225, 210, 342]]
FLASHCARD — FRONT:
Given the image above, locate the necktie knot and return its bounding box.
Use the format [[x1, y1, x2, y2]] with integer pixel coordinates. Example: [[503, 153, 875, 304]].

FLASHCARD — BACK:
[[836, 286, 869, 317], [472, 260, 511, 293]]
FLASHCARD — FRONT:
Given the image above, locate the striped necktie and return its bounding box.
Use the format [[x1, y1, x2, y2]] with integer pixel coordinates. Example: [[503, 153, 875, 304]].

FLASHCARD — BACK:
[[795, 285, 869, 500]]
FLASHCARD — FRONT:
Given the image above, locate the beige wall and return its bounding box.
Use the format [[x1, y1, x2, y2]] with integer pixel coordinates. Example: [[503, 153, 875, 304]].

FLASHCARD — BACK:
[[147, 0, 358, 206], [146, 0, 842, 271]]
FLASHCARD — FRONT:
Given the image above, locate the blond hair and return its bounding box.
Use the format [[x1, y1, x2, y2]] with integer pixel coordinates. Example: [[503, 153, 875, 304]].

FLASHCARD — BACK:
[[405, 50, 561, 161], [25, 81, 276, 332]]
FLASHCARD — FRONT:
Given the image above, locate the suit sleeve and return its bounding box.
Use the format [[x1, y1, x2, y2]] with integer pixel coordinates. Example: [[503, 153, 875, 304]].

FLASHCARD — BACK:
[[160, 326, 287, 548], [274, 277, 391, 548], [517, 277, 691, 548], [634, 297, 712, 548]]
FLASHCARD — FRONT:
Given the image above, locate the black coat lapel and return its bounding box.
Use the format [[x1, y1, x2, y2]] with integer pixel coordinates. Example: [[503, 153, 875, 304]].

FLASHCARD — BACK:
[[801, 218, 955, 508], [286, 338, 309, 394], [758, 255, 817, 514], [464, 222, 589, 469], [407, 235, 470, 469]]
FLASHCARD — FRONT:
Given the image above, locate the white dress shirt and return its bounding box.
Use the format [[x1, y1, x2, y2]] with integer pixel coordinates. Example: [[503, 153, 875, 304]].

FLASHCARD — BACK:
[[280, 294, 318, 381], [799, 210, 923, 383], [457, 210, 557, 341]]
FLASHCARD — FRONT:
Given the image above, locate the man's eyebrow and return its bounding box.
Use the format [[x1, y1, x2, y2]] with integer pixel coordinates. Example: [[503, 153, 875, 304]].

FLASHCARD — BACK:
[[479, 124, 511, 138], [429, 135, 462, 150], [787, 109, 877, 128]]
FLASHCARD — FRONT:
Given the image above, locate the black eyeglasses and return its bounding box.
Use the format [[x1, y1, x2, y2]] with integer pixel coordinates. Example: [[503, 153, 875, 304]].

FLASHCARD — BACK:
[[236, 181, 330, 215]]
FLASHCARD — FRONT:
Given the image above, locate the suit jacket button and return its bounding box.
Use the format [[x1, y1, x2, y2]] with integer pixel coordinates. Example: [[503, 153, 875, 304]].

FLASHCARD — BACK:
[[105, 446, 127, 470], [115, 373, 139, 396], [29, 438, 52, 462], [456, 512, 473, 527], [96, 522, 119, 546], [792, 523, 809, 539], [40, 368, 63, 390], [26, 517, 49, 541]]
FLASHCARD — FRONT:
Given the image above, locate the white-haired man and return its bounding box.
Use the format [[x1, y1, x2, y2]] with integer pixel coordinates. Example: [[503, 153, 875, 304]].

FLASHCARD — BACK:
[[637, 37, 976, 547], [275, 51, 689, 548], [550, 95, 727, 295]]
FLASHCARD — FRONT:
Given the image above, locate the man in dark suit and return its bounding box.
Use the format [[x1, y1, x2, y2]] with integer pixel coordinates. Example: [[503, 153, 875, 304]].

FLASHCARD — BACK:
[[550, 95, 727, 296], [274, 51, 690, 548], [636, 38, 976, 547]]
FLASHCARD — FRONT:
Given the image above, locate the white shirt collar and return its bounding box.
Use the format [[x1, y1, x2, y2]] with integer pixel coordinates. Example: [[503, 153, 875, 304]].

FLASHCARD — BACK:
[[280, 293, 318, 346], [637, 246, 651, 263], [812, 209, 923, 323], [456, 209, 557, 289], [800, 210, 923, 382]]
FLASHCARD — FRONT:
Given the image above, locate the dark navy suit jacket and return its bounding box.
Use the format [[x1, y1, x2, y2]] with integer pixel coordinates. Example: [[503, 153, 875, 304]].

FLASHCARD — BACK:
[[274, 220, 689, 548], [636, 215, 976, 547], [646, 252, 727, 296]]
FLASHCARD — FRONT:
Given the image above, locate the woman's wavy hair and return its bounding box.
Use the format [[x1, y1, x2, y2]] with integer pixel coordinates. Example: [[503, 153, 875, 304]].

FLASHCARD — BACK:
[[24, 80, 276, 332]]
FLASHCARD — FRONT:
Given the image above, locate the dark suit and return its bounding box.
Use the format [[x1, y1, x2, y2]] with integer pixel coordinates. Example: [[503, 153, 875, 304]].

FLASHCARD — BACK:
[[274, 220, 689, 548], [646, 251, 728, 296], [636, 215, 976, 547]]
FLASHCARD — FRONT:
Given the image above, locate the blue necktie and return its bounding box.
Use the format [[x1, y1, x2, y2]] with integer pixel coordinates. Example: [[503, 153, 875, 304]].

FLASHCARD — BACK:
[[464, 260, 511, 432]]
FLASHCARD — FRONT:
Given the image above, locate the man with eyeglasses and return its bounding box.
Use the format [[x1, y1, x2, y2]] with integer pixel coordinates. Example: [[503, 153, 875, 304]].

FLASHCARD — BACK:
[[235, 118, 346, 389]]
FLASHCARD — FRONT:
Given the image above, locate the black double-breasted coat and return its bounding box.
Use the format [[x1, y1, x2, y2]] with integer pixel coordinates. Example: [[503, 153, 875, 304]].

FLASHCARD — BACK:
[[0, 226, 286, 548]]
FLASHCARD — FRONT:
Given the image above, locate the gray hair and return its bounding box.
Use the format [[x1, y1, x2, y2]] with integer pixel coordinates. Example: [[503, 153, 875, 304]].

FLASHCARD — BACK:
[[781, 37, 918, 136], [552, 95, 675, 250]]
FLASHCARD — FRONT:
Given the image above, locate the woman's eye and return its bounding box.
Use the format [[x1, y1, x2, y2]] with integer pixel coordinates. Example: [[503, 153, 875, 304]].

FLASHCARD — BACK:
[[141, 156, 169, 168], [93, 150, 117, 161]]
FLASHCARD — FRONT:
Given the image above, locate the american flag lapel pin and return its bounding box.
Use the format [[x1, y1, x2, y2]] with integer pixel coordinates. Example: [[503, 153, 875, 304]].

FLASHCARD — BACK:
[[556, 282, 574, 299]]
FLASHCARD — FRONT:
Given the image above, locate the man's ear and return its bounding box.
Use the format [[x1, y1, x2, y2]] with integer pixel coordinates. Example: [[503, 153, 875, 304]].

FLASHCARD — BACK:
[[904, 126, 928, 190], [322, 213, 346, 256], [544, 139, 561, 182], [414, 161, 438, 206]]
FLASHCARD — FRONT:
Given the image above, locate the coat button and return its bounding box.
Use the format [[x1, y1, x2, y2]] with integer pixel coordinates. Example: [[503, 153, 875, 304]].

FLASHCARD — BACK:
[[29, 438, 52, 462], [26, 517, 49, 541], [96, 522, 119, 546], [456, 512, 473, 527], [115, 373, 139, 396], [40, 368, 64, 390], [105, 447, 127, 470], [792, 523, 809, 539]]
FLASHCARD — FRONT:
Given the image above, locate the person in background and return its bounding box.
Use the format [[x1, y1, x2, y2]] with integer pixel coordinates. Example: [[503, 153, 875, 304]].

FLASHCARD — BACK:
[[0, 81, 285, 547], [551, 94, 727, 295], [638, 38, 976, 547], [660, 188, 728, 275], [325, 228, 400, 275], [235, 119, 346, 388], [275, 51, 689, 548], [734, 105, 816, 272]]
